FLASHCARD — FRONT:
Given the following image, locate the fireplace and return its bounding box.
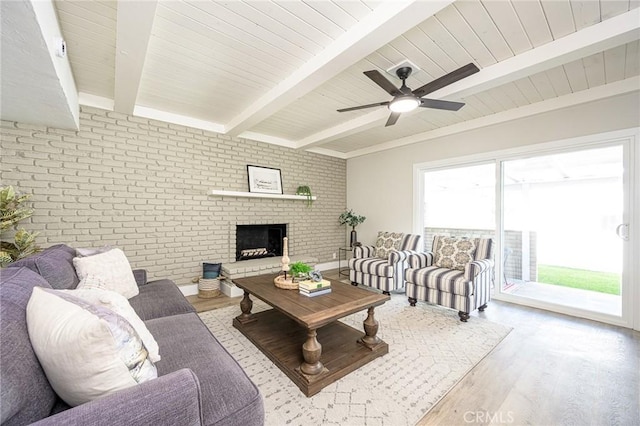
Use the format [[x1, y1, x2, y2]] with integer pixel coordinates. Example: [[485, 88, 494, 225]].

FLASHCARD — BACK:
[[235, 224, 287, 261]]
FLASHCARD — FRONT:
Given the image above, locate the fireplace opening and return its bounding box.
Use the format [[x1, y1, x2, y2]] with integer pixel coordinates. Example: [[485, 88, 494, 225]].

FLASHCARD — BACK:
[[236, 224, 287, 261]]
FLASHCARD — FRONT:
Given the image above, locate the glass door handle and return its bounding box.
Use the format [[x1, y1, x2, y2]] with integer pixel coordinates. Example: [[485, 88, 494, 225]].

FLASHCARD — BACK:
[[616, 224, 629, 241]]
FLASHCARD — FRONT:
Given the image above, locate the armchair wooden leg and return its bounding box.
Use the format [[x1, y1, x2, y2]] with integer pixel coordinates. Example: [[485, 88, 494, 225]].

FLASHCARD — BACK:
[[351, 282, 358, 286], [478, 304, 488, 312], [408, 297, 417, 307], [382, 291, 390, 296], [458, 311, 470, 322]]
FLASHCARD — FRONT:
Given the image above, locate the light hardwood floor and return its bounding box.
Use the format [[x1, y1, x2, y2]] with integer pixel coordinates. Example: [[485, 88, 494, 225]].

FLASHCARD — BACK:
[[186, 292, 240, 312], [418, 299, 640, 426], [188, 270, 640, 426]]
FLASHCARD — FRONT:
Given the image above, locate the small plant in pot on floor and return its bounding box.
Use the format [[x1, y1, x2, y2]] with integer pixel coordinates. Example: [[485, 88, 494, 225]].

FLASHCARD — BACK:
[[339, 209, 366, 247]]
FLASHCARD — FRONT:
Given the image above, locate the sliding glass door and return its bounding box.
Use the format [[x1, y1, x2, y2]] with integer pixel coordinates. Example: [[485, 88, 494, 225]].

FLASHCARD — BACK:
[[501, 145, 626, 318], [415, 132, 635, 327], [421, 163, 495, 252]]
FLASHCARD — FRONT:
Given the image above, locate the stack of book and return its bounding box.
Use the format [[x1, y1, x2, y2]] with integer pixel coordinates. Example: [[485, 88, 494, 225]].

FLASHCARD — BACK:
[[298, 279, 331, 297]]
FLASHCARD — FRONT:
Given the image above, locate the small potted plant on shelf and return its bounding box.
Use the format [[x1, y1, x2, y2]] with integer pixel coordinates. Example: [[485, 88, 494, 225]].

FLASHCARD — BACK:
[[339, 209, 366, 248], [296, 185, 313, 207], [289, 261, 313, 281]]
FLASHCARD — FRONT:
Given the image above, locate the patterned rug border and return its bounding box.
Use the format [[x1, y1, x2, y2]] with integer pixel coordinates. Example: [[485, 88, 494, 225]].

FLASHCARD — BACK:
[[199, 295, 512, 426]]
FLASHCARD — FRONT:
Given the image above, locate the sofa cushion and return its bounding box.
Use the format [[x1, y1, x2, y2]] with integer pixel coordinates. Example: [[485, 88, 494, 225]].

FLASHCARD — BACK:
[[433, 236, 476, 271], [132, 269, 147, 286], [26, 287, 158, 407], [374, 231, 404, 259], [0, 267, 57, 425], [128, 279, 195, 321], [146, 313, 264, 426], [74, 248, 139, 299], [9, 244, 79, 289]]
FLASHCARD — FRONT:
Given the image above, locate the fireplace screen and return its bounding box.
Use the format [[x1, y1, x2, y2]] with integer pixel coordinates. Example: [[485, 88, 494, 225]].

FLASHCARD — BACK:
[[235, 224, 287, 261]]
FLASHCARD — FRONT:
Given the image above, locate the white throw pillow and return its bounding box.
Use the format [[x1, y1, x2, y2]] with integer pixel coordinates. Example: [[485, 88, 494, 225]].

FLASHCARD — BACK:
[[26, 287, 157, 407], [73, 248, 139, 299], [62, 287, 160, 363]]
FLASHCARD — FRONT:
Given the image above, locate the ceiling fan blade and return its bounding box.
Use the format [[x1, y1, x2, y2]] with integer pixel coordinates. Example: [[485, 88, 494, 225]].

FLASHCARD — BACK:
[[419, 98, 465, 111], [364, 70, 402, 96], [385, 112, 401, 127], [412, 63, 480, 97], [337, 101, 390, 113]]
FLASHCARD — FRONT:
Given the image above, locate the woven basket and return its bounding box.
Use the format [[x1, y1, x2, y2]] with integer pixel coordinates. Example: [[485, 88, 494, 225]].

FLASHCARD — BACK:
[[273, 275, 298, 290], [198, 278, 221, 299]]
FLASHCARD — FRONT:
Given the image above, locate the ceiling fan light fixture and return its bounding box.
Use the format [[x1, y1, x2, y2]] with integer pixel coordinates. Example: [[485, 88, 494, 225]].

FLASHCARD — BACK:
[[389, 96, 419, 113], [338, 63, 479, 126]]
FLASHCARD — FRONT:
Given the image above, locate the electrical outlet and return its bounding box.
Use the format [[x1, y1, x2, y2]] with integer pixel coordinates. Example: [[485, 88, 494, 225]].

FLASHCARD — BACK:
[[332, 252, 337, 259]]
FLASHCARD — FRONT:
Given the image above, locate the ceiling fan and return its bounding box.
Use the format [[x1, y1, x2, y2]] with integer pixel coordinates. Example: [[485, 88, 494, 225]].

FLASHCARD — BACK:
[[337, 63, 480, 127]]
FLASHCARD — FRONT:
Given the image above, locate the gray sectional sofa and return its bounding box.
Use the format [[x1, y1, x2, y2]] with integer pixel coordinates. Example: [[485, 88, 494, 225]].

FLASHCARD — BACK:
[[0, 244, 264, 425]]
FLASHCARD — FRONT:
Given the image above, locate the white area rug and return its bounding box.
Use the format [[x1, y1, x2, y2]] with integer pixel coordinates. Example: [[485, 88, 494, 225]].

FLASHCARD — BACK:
[[199, 295, 511, 426]]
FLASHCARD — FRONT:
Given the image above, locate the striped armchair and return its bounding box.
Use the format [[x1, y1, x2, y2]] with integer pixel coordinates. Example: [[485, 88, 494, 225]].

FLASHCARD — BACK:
[[349, 232, 422, 295], [404, 235, 494, 322]]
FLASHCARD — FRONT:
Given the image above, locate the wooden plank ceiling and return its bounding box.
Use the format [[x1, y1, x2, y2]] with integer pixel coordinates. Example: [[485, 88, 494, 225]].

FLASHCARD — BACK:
[[54, 0, 640, 158]]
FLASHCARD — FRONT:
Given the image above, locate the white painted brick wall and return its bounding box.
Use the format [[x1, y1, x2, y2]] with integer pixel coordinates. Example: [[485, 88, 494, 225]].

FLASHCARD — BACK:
[[0, 107, 346, 286]]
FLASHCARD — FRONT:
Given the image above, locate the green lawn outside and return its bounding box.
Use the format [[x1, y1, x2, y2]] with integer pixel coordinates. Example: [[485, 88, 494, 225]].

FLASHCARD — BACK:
[[537, 265, 620, 295]]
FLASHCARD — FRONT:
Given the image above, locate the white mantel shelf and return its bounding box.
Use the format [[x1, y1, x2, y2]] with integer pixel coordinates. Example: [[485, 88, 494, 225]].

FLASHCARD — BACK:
[[208, 189, 317, 201]]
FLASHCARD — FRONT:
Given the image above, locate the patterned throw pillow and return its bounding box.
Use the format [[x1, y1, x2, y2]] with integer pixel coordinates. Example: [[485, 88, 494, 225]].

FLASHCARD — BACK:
[[434, 237, 476, 270], [63, 287, 161, 363], [375, 232, 404, 259], [26, 287, 157, 407]]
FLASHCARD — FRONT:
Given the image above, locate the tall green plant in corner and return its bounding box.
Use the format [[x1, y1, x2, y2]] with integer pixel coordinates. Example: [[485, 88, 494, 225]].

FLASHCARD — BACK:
[[1, 186, 40, 267], [339, 209, 366, 247]]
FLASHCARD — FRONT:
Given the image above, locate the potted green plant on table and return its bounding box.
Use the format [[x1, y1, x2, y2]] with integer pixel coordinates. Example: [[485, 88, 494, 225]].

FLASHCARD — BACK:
[[338, 209, 366, 248], [1, 186, 40, 267], [289, 261, 313, 281], [296, 185, 313, 207]]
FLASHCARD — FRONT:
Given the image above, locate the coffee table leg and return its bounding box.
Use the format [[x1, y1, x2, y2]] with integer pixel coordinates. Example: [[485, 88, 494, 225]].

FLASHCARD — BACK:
[[300, 329, 324, 375], [361, 306, 382, 349], [236, 291, 254, 324]]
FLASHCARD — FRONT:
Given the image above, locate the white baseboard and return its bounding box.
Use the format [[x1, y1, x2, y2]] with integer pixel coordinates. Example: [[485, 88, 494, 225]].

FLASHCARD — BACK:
[[316, 260, 339, 271], [179, 284, 198, 296], [221, 280, 244, 297]]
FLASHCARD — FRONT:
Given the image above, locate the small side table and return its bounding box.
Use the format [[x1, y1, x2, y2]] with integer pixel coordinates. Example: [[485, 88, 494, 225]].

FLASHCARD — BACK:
[[338, 247, 352, 278]]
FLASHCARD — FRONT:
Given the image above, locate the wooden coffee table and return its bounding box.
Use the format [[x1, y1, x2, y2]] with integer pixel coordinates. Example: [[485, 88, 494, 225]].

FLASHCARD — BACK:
[[232, 274, 390, 397]]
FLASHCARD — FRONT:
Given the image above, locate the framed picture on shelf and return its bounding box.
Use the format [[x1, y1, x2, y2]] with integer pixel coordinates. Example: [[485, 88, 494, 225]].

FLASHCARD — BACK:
[[247, 165, 283, 194]]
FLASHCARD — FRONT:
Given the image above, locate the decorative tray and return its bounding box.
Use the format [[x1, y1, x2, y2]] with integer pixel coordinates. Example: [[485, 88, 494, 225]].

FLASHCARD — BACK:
[[273, 275, 298, 290]]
